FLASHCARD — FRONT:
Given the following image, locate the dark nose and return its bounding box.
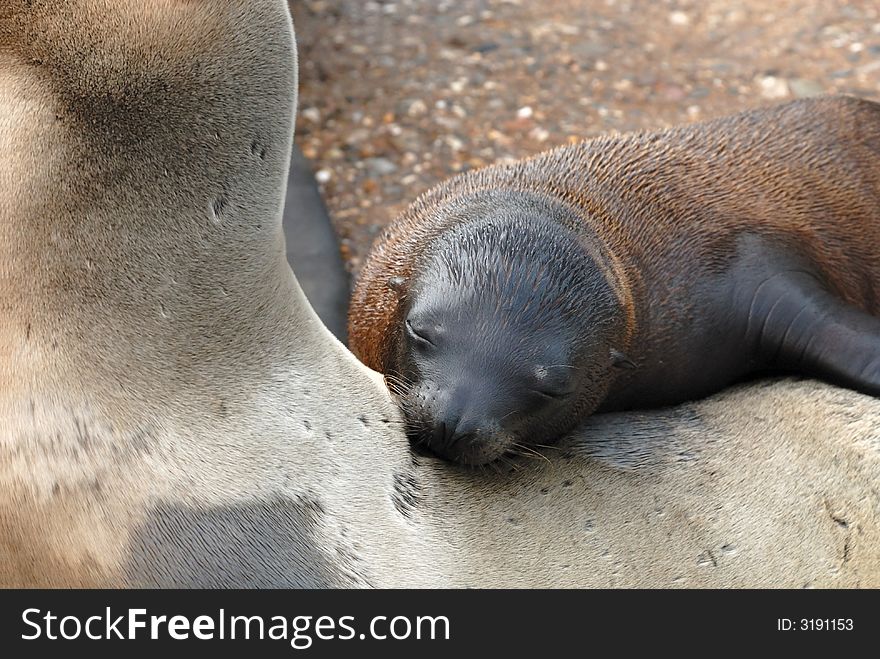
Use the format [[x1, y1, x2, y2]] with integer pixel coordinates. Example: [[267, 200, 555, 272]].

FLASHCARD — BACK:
[[427, 386, 468, 445], [425, 413, 503, 465], [431, 413, 476, 448], [431, 419, 456, 446]]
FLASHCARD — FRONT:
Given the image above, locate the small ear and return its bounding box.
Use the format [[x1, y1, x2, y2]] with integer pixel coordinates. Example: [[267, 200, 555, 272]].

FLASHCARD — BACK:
[[387, 276, 407, 295], [610, 349, 637, 369]]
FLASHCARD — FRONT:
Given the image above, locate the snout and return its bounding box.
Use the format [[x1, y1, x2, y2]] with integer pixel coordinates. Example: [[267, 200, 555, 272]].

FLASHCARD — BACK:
[[400, 380, 518, 465], [425, 413, 509, 465]]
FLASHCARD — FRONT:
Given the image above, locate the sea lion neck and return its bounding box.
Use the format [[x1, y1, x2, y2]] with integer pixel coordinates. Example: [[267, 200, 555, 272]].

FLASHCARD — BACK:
[[0, 1, 305, 405]]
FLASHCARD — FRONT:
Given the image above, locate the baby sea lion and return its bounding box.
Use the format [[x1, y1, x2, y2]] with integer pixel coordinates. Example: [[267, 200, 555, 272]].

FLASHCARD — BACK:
[[349, 95, 880, 466]]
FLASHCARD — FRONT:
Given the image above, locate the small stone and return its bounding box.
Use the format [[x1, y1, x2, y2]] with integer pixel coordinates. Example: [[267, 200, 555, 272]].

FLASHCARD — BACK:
[[345, 128, 370, 146], [450, 78, 468, 93], [757, 75, 789, 99], [405, 99, 428, 117], [315, 169, 332, 184], [661, 84, 686, 101], [788, 78, 824, 98], [669, 11, 690, 26], [487, 129, 509, 144], [594, 59, 609, 72], [300, 107, 321, 123], [435, 115, 461, 130], [474, 42, 499, 54], [445, 135, 465, 151], [364, 157, 398, 176], [529, 126, 550, 142], [516, 105, 534, 119], [858, 60, 880, 75]]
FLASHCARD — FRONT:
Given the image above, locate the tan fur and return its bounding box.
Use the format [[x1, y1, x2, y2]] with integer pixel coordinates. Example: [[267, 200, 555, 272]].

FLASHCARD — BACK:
[[1, 1, 878, 587]]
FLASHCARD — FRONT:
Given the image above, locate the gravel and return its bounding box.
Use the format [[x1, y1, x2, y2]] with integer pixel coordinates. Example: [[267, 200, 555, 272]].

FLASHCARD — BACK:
[[290, 0, 880, 276]]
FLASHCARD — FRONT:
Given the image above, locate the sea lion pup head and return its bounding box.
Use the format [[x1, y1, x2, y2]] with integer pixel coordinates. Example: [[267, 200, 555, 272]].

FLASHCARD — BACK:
[[388, 199, 627, 466]]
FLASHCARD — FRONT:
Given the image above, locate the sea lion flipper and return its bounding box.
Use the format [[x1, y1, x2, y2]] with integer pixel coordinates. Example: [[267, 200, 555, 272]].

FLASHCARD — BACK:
[[283, 146, 350, 344], [748, 271, 880, 396]]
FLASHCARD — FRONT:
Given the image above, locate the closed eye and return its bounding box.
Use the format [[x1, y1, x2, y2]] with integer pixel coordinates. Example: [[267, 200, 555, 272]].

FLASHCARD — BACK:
[[406, 319, 436, 347], [531, 389, 572, 401]]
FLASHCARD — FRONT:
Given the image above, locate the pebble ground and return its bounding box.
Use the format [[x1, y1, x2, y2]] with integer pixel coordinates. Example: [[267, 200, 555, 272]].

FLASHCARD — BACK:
[[290, 0, 880, 276]]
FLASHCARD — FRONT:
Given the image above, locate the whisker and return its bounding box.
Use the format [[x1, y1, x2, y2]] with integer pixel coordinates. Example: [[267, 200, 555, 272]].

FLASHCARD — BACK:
[[512, 442, 554, 467], [508, 449, 542, 461], [498, 456, 521, 473], [530, 442, 563, 451]]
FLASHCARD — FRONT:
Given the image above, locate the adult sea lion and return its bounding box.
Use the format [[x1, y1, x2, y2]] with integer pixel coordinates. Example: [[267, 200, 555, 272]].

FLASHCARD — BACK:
[[1, 0, 878, 588], [349, 96, 880, 466]]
